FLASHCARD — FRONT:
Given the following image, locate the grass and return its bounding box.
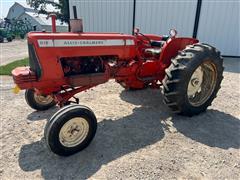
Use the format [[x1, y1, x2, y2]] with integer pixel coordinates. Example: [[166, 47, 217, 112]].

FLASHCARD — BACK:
[[0, 58, 29, 75]]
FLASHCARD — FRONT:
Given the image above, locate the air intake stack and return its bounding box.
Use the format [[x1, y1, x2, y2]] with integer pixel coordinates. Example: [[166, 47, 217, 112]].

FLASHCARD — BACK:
[[70, 6, 83, 33]]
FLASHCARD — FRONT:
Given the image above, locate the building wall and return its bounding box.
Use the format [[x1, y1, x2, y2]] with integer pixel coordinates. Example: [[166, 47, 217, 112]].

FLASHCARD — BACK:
[[197, 0, 240, 56], [41, 25, 68, 32], [56, 25, 68, 32], [135, 1, 197, 37], [69, 0, 133, 34], [7, 3, 25, 19], [18, 13, 42, 31], [13, 12, 69, 33], [69, 0, 239, 56]]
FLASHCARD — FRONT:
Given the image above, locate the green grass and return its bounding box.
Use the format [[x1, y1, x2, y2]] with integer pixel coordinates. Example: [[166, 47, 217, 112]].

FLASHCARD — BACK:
[[0, 58, 29, 75]]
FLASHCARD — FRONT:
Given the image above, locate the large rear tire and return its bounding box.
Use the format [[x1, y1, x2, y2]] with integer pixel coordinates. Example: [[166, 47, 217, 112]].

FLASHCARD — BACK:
[[25, 89, 56, 111], [44, 105, 97, 156], [162, 43, 224, 116]]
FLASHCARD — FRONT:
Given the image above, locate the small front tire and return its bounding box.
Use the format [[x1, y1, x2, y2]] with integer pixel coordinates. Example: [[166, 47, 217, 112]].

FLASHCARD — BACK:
[[25, 89, 56, 111], [44, 105, 97, 156]]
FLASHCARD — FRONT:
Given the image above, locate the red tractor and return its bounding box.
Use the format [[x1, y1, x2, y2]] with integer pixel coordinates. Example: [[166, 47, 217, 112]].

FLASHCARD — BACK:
[[12, 15, 223, 156]]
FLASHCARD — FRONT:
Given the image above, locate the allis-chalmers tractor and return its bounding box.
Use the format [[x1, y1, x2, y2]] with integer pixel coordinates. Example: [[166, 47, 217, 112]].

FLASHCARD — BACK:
[[12, 14, 223, 156]]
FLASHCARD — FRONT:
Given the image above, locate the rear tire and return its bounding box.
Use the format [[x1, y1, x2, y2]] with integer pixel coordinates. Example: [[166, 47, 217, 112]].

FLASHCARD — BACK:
[[25, 89, 56, 111], [162, 43, 224, 116], [44, 105, 97, 156]]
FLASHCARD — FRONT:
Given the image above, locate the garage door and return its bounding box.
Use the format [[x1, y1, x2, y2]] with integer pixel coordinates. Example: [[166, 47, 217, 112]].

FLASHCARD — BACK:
[[197, 0, 240, 56]]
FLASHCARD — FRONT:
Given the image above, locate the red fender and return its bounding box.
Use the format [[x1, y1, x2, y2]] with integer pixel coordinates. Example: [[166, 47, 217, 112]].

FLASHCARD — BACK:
[[158, 37, 199, 71]]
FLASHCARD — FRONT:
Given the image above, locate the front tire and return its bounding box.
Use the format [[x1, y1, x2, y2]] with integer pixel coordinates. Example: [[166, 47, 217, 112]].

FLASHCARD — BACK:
[[25, 89, 56, 111], [162, 43, 224, 116], [44, 105, 97, 156]]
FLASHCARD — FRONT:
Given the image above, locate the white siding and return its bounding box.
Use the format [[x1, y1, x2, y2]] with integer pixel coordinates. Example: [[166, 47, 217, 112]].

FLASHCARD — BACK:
[[69, 0, 133, 34], [18, 13, 42, 31], [197, 0, 240, 56], [41, 25, 68, 32], [69, 0, 240, 56], [7, 3, 25, 19], [135, 0, 198, 36]]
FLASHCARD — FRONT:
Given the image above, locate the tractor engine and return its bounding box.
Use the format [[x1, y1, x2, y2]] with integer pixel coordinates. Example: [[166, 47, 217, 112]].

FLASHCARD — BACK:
[[61, 56, 105, 76]]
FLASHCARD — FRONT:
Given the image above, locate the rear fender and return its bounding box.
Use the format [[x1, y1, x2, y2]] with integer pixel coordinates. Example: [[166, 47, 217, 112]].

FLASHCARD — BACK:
[[159, 37, 199, 69]]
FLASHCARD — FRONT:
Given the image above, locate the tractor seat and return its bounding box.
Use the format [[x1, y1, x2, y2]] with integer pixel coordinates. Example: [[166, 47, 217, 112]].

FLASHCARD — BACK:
[[145, 48, 162, 57], [151, 40, 165, 47]]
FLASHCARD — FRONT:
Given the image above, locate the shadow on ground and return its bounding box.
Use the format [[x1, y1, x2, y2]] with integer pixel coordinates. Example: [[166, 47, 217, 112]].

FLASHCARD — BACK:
[[18, 88, 240, 179], [27, 107, 59, 121]]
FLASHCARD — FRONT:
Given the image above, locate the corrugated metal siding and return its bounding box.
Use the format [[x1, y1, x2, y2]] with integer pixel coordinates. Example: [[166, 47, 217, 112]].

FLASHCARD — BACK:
[[69, 0, 240, 56], [197, 0, 240, 56], [134, 0, 198, 36], [69, 0, 133, 34]]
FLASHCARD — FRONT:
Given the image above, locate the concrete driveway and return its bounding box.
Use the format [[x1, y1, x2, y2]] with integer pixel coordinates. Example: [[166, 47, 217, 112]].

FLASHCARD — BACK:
[[0, 39, 28, 65], [0, 57, 239, 179]]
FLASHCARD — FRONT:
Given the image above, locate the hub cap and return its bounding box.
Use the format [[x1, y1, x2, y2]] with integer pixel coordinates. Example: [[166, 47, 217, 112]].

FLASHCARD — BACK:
[[59, 117, 89, 147], [34, 93, 53, 105], [187, 61, 217, 106], [187, 66, 203, 97]]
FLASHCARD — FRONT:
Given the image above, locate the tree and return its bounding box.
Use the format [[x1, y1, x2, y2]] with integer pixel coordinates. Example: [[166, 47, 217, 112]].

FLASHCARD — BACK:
[[27, 0, 69, 23]]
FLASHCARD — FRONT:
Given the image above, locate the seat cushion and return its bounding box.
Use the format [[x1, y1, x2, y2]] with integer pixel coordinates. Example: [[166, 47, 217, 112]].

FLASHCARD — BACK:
[[145, 48, 161, 57], [150, 41, 165, 47]]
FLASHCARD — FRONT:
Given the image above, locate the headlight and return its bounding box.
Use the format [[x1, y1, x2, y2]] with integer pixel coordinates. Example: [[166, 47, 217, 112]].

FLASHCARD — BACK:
[[169, 29, 177, 37]]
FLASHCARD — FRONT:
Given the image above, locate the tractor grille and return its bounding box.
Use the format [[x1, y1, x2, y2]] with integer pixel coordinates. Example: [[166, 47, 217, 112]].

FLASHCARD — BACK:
[[28, 43, 42, 78]]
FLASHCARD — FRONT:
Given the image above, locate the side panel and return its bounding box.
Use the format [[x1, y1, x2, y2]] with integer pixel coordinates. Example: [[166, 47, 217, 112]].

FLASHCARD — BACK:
[[197, 0, 240, 56], [135, 1, 197, 36], [69, 0, 133, 34]]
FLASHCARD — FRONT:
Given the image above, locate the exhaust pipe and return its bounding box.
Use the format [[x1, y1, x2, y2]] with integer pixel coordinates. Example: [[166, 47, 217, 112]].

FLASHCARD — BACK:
[[47, 13, 57, 33]]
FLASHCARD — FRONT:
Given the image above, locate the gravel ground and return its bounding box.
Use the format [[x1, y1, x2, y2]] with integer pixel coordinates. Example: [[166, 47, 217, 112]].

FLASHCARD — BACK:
[[0, 59, 240, 180], [0, 40, 28, 65]]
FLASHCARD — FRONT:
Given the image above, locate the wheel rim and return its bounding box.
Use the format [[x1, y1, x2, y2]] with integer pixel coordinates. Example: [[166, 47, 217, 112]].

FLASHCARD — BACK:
[[187, 61, 217, 107], [34, 93, 53, 105], [59, 117, 89, 147]]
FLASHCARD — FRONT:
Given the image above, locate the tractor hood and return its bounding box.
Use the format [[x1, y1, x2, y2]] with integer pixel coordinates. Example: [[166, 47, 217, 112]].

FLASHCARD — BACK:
[[27, 32, 136, 48], [26, 31, 137, 81]]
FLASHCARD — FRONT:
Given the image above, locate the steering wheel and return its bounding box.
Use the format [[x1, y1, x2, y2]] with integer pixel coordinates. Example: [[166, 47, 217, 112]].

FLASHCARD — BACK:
[[138, 33, 151, 45]]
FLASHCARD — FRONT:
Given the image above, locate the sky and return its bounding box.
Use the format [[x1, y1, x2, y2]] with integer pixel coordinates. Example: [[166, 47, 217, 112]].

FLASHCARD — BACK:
[[0, 0, 27, 18], [0, 0, 57, 18]]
